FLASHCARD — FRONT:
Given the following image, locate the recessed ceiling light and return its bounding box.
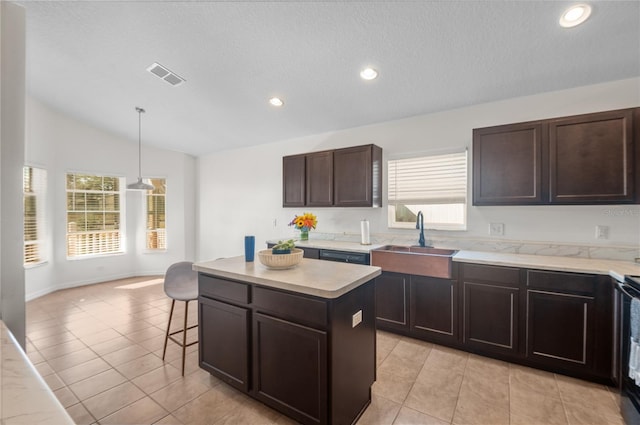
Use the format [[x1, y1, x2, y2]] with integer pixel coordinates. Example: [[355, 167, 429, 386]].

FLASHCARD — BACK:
[[269, 97, 284, 107], [559, 4, 592, 28], [360, 67, 378, 81]]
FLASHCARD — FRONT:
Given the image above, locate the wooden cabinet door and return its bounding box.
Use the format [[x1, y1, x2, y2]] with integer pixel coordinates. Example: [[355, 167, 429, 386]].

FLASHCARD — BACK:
[[283, 155, 305, 207], [463, 282, 519, 357], [198, 297, 249, 391], [410, 275, 458, 344], [549, 109, 635, 203], [253, 312, 328, 425], [334, 145, 380, 207], [306, 151, 333, 206], [375, 272, 410, 333], [473, 121, 545, 205], [526, 290, 595, 370]]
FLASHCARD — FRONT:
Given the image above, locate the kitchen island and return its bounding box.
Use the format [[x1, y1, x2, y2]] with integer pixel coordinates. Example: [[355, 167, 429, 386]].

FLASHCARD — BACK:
[[193, 256, 381, 425]]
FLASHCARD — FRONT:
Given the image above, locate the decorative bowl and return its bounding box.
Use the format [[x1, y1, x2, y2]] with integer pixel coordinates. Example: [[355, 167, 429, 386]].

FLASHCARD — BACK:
[[258, 248, 304, 269]]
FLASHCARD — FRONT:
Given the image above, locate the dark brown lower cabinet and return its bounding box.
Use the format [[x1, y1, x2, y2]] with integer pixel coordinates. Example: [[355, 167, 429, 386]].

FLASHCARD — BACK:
[[378, 263, 614, 384], [375, 272, 410, 333], [523, 268, 612, 380], [410, 275, 458, 344], [461, 263, 521, 358], [198, 296, 249, 391], [527, 289, 595, 370], [198, 274, 376, 425], [253, 313, 328, 424], [464, 282, 519, 357]]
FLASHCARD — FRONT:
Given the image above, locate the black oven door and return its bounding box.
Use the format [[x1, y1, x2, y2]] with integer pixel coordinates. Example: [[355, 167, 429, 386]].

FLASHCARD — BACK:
[[617, 279, 640, 424]]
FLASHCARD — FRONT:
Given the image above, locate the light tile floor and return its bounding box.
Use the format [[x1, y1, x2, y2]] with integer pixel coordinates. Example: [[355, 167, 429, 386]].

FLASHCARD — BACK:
[[26, 276, 625, 425]]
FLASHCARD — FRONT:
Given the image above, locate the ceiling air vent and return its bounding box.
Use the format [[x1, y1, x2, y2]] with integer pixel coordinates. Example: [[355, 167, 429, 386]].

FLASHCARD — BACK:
[[146, 62, 186, 86]]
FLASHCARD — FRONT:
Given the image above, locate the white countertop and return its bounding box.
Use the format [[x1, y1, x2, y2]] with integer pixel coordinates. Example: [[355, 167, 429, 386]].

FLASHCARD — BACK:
[[266, 237, 640, 282], [0, 321, 75, 425], [453, 250, 640, 282], [194, 255, 381, 299], [267, 238, 387, 254]]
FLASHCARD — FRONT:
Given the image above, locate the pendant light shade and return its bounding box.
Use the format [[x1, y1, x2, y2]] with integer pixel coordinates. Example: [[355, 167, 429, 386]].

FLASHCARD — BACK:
[[127, 107, 154, 191]]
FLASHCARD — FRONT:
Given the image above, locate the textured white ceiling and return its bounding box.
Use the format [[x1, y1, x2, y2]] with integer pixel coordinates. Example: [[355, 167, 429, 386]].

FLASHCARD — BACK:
[[18, 1, 640, 156]]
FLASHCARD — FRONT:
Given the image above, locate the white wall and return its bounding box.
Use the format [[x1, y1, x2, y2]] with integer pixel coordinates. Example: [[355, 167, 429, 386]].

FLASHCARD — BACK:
[[197, 78, 640, 262], [1, 1, 27, 347], [25, 98, 197, 300]]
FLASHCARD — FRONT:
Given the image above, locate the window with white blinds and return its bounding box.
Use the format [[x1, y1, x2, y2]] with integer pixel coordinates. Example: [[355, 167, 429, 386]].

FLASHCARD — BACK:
[[388, 151, 468, 230], [145, 178, 166, 250], [66, 173, 124, 258], [24, 166, 47, 266]]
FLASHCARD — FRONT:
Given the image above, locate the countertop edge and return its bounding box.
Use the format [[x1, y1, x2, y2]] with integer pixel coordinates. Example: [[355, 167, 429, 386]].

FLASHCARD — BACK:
[[1, 321, 75, 424], [453, 250, 640, 278], [194, 261, 381, 299]]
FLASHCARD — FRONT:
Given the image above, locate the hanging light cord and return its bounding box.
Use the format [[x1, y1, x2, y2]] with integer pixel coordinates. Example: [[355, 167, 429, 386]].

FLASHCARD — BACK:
[[136, 106, 145, 179]]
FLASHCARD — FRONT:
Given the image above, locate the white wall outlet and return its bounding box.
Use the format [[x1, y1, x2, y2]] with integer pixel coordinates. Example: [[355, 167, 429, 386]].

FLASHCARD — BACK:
[[489, 222, 505, 236], [595, 225, 610, 240], [352, 310, 362, 328], [273, 218, 277, 227]]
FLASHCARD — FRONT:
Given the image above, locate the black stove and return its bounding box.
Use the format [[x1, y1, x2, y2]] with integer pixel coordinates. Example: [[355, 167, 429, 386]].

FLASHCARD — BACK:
[[618, 275, 640, 424], [626, 275, 640, 291]]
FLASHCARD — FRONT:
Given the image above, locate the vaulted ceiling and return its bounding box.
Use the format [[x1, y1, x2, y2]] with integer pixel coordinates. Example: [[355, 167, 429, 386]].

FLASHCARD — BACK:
[[18, 1, 640, 156]]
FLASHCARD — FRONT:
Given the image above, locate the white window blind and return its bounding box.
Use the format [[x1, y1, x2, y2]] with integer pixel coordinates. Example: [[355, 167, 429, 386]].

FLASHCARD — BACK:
[[66, 173, 124, 258], [24, 166, 47, 266], [387, 151, 468, 230], [145, 178, 166, 250]]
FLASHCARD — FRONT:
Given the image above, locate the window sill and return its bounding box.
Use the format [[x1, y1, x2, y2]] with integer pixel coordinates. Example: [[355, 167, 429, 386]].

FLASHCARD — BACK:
[[66, 252, 126, 261], [143, 249, 168, 254], [24, 261, 49, 270]]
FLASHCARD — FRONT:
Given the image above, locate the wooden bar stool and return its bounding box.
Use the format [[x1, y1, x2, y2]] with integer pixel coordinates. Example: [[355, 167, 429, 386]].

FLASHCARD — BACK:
[[161, 261, 198, 376]]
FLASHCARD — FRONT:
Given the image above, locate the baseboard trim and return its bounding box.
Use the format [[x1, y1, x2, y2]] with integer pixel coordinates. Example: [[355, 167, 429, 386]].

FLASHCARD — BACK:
[[26, 271, 166, 301]]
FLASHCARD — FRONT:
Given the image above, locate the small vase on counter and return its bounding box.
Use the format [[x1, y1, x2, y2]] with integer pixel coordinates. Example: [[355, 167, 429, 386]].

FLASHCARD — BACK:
[[300, 230, 309, 241]]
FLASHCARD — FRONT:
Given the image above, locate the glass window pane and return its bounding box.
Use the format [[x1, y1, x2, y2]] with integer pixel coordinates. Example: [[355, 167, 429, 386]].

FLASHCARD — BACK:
[[67, 212, 86, 232], [104, 194, 119, 211], [388, 151, 467, 230], [66, 193, 75, 211], [66, 172, 124, 257], [104, 213, 120, 230], [86, 193, 104, 211], [66, 173, 75, 190], [145, 178, 166, 249], [103, 176, 119, 192], [86, 213, 105, 231]]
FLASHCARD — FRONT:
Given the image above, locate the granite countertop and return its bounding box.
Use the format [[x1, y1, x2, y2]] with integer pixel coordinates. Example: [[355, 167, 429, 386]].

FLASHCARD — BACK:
[[266, 238, 387, 254], [453, 250, 640, 282], [0, 321, 75, 424], [265, 237, 640, 282], [194, 255, 381, 299]]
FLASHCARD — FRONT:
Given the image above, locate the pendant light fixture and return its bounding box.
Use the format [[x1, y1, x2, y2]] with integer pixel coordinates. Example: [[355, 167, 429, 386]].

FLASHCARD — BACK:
[[127, 106, 154, 191]]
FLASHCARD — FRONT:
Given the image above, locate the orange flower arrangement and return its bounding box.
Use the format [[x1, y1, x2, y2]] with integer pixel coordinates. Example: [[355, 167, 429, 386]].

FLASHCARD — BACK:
[[288, 212, 317, 232]]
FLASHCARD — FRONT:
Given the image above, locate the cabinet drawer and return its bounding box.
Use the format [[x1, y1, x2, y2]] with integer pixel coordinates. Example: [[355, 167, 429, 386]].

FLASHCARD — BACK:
[[526, 270, 596, 295], [253, 286, 328, 329], [199, 274, 250, 304], [461, 263, 520, 286]]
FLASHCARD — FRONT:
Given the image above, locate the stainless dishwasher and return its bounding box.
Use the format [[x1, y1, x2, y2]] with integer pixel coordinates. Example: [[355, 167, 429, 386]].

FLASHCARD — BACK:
[[319, 249, 370, 265]]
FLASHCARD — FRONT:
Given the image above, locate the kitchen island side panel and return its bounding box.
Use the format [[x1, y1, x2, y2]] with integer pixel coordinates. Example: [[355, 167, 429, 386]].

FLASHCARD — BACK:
[[330, 280, 376, 425]]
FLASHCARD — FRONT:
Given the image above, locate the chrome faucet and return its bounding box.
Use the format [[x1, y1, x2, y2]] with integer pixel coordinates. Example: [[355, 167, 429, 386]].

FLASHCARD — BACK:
[[416, 211, 426, 247]]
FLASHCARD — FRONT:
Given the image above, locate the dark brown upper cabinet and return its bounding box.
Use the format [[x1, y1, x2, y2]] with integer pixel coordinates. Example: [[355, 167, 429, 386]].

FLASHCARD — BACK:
[[282, 144, 382, 208], [306, 151, 334, 207], [334, 145, 382, 207], [473, 108, 639, 205], [473, 122, 545, 205], [549, 109, 634, 203], [282, 155, 306, 207]]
